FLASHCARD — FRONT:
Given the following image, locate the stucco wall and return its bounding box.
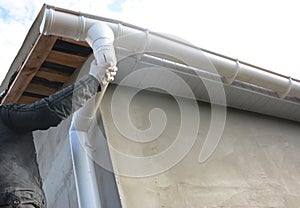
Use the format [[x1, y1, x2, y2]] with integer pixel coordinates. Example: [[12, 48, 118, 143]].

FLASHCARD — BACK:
[[33, 117, 79, 208], [32, 81, 300, 208], [100, 85, 300, 208]]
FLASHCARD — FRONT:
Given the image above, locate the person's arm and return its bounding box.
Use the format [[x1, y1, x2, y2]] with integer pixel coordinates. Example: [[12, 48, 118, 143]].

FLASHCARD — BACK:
[[0, 59, 117, 132], [0, 74, 99, 132]]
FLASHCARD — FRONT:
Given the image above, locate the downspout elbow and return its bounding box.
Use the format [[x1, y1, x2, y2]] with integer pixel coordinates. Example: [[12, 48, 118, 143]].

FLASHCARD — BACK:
[[72, 23, 115, 132], [86, 22, 116, 69], [86, 22, 115, 60]]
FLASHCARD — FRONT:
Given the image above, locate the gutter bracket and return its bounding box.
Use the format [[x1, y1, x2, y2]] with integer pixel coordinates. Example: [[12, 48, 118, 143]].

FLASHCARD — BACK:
[[224, 59, 239, 85], [278, 77, 293, 99], [135, 30, 150, 60]]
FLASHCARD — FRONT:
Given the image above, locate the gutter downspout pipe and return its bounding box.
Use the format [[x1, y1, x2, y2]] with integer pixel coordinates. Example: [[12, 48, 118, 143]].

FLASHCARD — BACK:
[[40, 9, 115, 208], [40, 8, 300, 100], [68, 92, 107, 208]]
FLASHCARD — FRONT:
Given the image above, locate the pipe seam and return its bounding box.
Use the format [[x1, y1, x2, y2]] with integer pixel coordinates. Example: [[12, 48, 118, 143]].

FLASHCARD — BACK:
[[77, 15, 86, 41], [225, 59, 240, 85], [278, 77, 293, 99], [135, 30, 150, 60]]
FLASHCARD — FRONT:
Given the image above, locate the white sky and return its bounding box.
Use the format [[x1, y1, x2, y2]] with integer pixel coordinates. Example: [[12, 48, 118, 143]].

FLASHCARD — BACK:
[[0, 0, 299, 84]]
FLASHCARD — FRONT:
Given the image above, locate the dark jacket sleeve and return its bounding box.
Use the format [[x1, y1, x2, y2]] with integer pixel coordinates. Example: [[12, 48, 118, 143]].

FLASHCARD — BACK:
[[0, 75, 100, 132]]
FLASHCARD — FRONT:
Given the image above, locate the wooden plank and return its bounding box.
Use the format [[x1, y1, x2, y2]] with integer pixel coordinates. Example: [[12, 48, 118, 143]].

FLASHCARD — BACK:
[[46, 50, 86, 68], [53, 39, 92, 57], [60, 37, 90, 47], [2, 35, 58, 104], [25, 82, 60, 97], [36, 67, 71, 83], [18, 95, 41, 104]]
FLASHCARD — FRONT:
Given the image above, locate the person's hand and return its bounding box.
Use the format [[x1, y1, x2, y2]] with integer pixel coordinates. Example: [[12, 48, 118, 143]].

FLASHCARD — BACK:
[[89, 59, 118, 86], [101, 63, 118, 85]]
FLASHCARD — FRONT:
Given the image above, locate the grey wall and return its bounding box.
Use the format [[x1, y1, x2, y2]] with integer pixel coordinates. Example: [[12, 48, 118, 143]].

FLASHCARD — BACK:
[[32, 81, 300, 208], [100, 85, 300, 208], [33, 117, 79, 208]]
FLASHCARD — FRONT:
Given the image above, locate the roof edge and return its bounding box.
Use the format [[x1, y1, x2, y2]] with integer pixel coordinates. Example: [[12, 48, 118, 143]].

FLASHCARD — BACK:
[[0, 4, 48, 92]]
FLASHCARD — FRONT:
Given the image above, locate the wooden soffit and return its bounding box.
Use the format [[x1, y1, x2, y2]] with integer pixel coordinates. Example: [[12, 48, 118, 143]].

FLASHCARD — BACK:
[[2, 35, 92, 104]]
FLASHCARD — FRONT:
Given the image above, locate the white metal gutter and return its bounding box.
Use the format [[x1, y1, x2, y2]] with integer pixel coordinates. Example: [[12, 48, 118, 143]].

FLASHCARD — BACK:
[[40, 8, 300, 100]]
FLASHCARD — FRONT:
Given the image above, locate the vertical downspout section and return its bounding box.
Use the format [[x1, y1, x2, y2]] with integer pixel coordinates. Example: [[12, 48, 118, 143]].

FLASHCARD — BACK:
[[40, 8, 116, 208]]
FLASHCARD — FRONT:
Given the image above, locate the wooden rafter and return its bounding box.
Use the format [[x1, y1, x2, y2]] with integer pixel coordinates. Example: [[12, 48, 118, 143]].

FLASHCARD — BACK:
[[36, 66, 71, 83], [46, 50, 86, 68], [60, 37, 90, 47], [25, 82, 60, 97]]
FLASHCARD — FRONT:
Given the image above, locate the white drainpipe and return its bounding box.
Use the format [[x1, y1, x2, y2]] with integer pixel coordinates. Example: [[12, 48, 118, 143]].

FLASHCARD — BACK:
[[40, 7, 300, 207], [68, 92, 107, 208], [41, 9, 114, 208]]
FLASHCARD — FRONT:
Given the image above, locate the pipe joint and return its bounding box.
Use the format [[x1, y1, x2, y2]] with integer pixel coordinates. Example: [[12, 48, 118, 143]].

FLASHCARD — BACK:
[[277, 77, 293, 99], [86, 23, 116, 66], [86, 22, 115, 51], [224, 59, 239, 85]]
